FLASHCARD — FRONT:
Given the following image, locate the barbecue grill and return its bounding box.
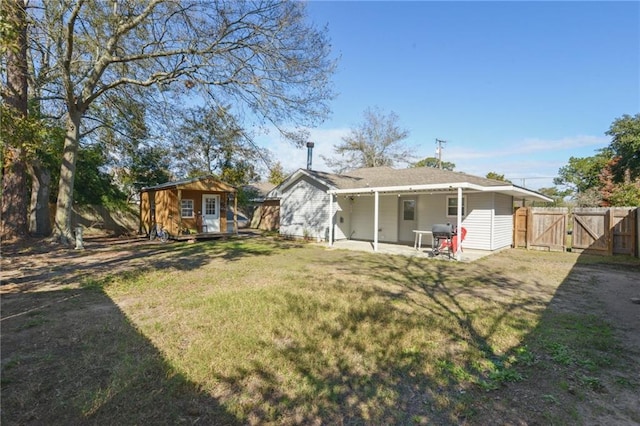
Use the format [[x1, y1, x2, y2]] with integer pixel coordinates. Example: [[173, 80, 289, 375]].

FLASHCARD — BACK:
[[431, 223, 455, 257]]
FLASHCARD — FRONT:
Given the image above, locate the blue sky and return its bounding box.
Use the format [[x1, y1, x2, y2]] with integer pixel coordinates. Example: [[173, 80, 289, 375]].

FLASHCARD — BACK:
[[263, 1, 639, 190]]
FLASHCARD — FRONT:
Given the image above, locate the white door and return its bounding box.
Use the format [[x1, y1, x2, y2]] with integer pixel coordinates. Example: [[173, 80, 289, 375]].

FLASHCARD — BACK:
[[398, 197, 417, 242], [202, 194, 220, 232]]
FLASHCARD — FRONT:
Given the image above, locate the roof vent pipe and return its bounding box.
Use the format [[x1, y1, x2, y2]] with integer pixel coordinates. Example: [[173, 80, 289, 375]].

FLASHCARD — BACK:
[[306, 142, 314, 170]]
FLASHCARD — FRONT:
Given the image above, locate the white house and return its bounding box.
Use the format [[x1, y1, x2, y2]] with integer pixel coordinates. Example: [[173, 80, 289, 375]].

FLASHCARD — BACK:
[[269, 166, 552, 258]]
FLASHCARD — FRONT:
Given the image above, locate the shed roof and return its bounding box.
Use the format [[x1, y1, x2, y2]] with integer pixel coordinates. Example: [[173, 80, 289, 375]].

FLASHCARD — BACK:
[[140, 175, 236, 192]]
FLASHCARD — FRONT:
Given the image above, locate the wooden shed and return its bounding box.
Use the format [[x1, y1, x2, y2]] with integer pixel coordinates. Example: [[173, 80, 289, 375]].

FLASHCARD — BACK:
[[140, 176, 237, 237]]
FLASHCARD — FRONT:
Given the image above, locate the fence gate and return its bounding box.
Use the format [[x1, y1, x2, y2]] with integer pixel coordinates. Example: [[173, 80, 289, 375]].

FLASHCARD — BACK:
[[515, 207, 638, 256], [572, 208, 610, 255], [513, 207, 528, 248], [527, 207, 568, 252], [611, 207, 637, 255]]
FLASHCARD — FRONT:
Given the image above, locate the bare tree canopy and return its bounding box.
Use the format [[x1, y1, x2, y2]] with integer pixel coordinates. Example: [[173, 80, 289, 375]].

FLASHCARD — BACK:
[[323, 107, 412, 173], [27, 0, 336, 243]]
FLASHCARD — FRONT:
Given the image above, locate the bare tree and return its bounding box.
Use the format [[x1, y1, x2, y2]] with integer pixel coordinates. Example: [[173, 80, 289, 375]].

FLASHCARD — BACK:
[[1, 0, 29, 240], [323, 107, 412, 173], [28, 0, 336, 244]]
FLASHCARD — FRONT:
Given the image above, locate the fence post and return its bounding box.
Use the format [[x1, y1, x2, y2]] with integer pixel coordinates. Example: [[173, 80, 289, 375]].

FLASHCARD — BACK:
[[525, 207, 532, 250]]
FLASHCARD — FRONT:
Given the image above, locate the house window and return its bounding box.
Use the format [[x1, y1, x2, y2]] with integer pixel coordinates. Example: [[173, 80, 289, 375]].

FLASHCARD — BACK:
[[181, 199, 194, 218], [446, 195, 466, 217], [403, 200, 416, 221]]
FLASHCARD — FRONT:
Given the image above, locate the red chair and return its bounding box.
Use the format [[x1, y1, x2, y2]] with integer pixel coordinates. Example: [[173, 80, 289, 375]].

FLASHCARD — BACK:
[[438, 227, 467, 256]]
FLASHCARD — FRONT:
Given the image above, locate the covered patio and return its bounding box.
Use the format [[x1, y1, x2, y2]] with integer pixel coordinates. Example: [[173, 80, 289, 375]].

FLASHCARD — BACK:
[[324, 239, 498, 262]]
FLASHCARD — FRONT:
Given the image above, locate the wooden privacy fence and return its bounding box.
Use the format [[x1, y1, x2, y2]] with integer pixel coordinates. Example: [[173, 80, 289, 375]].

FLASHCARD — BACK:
[[514, 207, 638, 256]]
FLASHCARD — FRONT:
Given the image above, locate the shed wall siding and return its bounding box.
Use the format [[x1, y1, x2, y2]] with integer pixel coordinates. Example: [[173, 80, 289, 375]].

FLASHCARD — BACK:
[[279, 176, 329, 240]]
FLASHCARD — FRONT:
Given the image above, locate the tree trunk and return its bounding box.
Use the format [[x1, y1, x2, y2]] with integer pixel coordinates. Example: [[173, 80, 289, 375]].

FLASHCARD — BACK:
[[53, 112, 81, 244], [1, 0, 29, 241], [28, 160, 52, 236], [2, 148, 29, 240]]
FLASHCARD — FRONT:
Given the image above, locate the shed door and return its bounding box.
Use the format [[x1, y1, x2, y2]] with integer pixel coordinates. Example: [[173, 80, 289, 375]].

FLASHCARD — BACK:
[[202, 194, 220, 232], [398, 197, 417, 242]]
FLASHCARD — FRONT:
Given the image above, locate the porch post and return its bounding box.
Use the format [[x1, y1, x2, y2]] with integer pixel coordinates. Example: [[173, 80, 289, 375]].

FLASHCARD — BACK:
[[374, 191, 379, 252], [456, 187, 462, 261], [328, 193, 334, 246], [234, 190, 238, 234]]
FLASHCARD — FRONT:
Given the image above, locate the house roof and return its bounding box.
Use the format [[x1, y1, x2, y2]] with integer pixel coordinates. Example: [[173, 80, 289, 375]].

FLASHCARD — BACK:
[[140, 175, 236, 192], [273, 167, 552, 202], [243, 181, 276, 201]]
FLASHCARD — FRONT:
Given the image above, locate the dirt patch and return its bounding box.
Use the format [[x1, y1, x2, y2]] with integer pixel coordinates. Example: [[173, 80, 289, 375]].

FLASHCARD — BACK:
[[1, 236, 183, 293], [470, 260, 640, 425]]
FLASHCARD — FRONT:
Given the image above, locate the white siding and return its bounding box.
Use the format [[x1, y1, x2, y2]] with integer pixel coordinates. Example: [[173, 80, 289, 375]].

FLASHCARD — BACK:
[[347, 194, 399, 242], [333, 196, 351, 240], [350, 196, 375, 240], [279, 176, 329, 240], [378, 195, 398, 242], [492, 193, 514, 249], [280, 182, 515, 250], [462, 193, 493, 250], [416, 192, 505, 251]]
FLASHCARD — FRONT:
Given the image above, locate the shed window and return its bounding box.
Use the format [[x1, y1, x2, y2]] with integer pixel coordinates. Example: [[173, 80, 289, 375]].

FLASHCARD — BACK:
[[181, 199, 194, 218], [446, 195, 466, 217]]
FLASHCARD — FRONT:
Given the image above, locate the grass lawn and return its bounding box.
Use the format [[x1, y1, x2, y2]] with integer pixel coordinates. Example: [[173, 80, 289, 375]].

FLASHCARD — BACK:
[[2, 237, 639, 425]]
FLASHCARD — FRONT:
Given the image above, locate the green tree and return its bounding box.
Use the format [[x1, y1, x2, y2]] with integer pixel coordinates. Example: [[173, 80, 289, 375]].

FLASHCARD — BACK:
[[606, 113, 640, 183], [72, 143, 127, 206], [485, 172, 511, 183], [116, 144, 173, 202], [412, 157, 455, 171], [555, 114, 640, 206], [30, 0, 336, 244], [323, 107, 412, 173], [537, 186, 571, 206], [554, 151, 611, 195], [268, 161, 287, 185]]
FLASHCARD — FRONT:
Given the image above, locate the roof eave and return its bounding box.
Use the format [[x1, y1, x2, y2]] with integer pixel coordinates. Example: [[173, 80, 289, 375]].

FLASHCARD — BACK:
[[328, 182, 552, 202]]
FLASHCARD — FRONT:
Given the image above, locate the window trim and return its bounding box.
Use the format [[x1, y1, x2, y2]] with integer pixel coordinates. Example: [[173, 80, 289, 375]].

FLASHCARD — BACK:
[[446, 195, 467, 217], [181, 199, 194, 218]]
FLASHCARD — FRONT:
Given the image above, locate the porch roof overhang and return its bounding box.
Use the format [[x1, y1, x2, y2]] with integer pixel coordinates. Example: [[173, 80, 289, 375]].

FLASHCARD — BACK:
[[327, 182, 552, 202]]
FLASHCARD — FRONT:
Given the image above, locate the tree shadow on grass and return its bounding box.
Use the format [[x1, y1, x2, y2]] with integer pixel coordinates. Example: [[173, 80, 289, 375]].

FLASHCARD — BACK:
[[1, 286, 242, 425], [204, 248, 592, 424]]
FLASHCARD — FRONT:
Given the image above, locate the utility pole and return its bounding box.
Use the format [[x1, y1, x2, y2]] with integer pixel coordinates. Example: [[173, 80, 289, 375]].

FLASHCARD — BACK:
[[435, 138, 447, 169]]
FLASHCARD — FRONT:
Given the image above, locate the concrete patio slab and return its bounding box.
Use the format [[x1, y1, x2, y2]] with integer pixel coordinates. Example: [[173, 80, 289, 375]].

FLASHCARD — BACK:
[[321, 240, 495, 262]]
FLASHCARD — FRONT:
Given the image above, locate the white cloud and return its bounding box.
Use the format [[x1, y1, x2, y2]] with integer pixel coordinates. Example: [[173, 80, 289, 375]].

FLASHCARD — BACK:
[[436, 135, 610, 190], [447, 135, 609, 161]]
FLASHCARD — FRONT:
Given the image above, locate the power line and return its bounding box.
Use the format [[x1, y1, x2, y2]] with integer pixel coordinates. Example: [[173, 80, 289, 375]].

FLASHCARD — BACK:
[[508, 176, 558, 187]]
